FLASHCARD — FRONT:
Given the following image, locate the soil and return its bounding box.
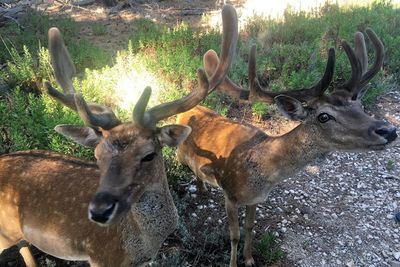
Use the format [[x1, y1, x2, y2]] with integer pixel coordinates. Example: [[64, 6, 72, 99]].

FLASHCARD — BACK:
[[1, 1, 399, 267]]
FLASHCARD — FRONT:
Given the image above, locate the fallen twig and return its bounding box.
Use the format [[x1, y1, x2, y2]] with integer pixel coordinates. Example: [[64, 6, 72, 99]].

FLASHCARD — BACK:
[[379, 172, 400, 180], [2, 15, 24, 30], [54, 0, 98, 13]]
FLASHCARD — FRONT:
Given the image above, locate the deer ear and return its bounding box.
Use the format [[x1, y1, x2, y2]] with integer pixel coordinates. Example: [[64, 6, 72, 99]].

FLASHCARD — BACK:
[[157, 125, 192, 147], [274, 95, 308, 121], [55, 125, 101, 147]]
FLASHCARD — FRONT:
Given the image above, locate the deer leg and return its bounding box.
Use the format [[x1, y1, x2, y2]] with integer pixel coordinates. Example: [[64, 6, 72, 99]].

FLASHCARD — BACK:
[[225, 197, 240, 267], [196, 177, 207, 193], [1, 235, 37, 267], [18, 245, 37, 267], [243, 204, 256, 266]]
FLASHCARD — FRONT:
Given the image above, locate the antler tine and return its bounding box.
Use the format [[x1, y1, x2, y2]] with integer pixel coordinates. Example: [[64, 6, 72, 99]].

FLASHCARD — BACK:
[[134, 69, 209, 128], [249, 46, 335, 103], [358, 28, 384, 90], [207, 4, 238, 93], [46, 27, 120, 130], [354, 32, 368, 74], [247, 45, 274, 103], [48, 27, 76, 95], [74, 94, 121, 130], [203, 50, 249, 99], [133, 87, 152, 127], [340, 40, 363, 91]]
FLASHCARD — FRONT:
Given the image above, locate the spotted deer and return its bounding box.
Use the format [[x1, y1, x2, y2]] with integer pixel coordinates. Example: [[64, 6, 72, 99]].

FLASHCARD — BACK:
[[176, 28, 398, 266], [0, 5, 238, 266]]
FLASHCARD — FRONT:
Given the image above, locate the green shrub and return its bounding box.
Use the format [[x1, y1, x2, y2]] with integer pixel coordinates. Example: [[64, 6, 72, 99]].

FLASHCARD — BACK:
[[91, 23, 107, 36], [256, 232, 285, 264], [0, 89, 92, 159], [252, 102, 273, 120], [0, 11, 78, 64]]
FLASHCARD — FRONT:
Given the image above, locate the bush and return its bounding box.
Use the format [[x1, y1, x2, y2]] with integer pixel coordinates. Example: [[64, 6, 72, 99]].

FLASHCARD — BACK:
[[256, 232, 286, 264], [0, 89, 92, 158]]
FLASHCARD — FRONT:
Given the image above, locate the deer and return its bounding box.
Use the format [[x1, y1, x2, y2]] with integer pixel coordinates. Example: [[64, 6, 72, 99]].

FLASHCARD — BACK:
[[176, 27, 398, 267], [0, 5, 238, 267]]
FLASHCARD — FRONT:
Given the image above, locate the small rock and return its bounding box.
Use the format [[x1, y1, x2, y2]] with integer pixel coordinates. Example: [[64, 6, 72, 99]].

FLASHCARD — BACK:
[[191, 213, 197, 218], [191, 194, 197, 198], [346, 260, 355, 267], [188, 185, 197, 193], [218, 219, 222, 224], [387, 214, 395, 220], [394, 252, 400, 260], [395, 212, 400, 223]]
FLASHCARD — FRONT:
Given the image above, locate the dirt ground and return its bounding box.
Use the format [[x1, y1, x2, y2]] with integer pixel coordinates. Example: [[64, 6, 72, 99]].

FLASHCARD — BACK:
[[1, 0, 399, 266]]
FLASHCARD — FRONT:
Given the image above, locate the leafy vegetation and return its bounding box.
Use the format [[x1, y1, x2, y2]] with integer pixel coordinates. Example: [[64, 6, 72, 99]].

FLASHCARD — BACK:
[[252, 102, 273, 121], [256, 232, 286, 264], [91, 23, 107, 36]]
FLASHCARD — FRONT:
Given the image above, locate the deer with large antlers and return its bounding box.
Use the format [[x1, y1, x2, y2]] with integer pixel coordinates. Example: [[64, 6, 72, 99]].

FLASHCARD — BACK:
[[0, 5, 237, 267], [176, 28, 397, 266]]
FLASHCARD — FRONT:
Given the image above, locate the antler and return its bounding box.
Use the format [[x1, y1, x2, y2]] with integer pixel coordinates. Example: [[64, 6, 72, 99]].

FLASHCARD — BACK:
[[44, 27, 120, 130], [248, 45, 335, 103], [340, 28, 384, 100], [204, 44, 335, 104], [133, 69, 209, 128], [132, 4, 238, 128]]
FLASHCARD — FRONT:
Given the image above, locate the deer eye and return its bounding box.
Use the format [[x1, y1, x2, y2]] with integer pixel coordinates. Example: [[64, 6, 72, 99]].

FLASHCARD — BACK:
[[141, 152, 157, 162], [317, 113, 333, 123]]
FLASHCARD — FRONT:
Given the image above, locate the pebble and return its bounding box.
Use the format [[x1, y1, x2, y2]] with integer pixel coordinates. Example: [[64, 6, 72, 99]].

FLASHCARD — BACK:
[[394, 252, 400, 261], [387, 214, 395, 220], [188, 185, 197, 193], [395, 212, 400, 223]]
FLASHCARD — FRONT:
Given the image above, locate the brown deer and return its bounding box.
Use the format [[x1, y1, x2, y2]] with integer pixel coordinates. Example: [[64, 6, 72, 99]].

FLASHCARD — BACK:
[[176, 28, 398, 267], [0, 5, 238, 266]]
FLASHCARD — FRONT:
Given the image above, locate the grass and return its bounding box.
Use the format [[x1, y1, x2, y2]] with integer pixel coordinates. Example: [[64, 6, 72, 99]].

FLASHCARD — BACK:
[[252, 102, 273, 121], [256, 232, 286, 264], [91, 23, 107, 36], [386, 159, 395, 171]]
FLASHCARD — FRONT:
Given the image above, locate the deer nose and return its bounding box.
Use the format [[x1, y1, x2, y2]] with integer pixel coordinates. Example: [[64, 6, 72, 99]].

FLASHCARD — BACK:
[[88, 192, 118, 225], [374, 126, 397, 144]]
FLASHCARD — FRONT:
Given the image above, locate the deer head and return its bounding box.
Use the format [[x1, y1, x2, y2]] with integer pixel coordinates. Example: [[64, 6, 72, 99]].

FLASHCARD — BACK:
[[204, 28, 397, 151], [44, 5, 238, 226]]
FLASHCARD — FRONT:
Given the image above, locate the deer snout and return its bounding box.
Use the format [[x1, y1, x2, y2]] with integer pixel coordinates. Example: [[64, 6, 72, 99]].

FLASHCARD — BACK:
[[374, 125, 398, 144], [88, 192, 119, 225]]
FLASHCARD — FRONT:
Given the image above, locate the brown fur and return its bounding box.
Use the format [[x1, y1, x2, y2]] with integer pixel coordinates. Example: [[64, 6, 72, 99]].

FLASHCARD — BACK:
[[0, 123, 181, 267]]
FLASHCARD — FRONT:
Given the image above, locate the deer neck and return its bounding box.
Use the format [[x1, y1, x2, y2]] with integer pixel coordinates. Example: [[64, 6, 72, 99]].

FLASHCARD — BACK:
[[120, 159, 178, 264], [259, 123, 328, 182]]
